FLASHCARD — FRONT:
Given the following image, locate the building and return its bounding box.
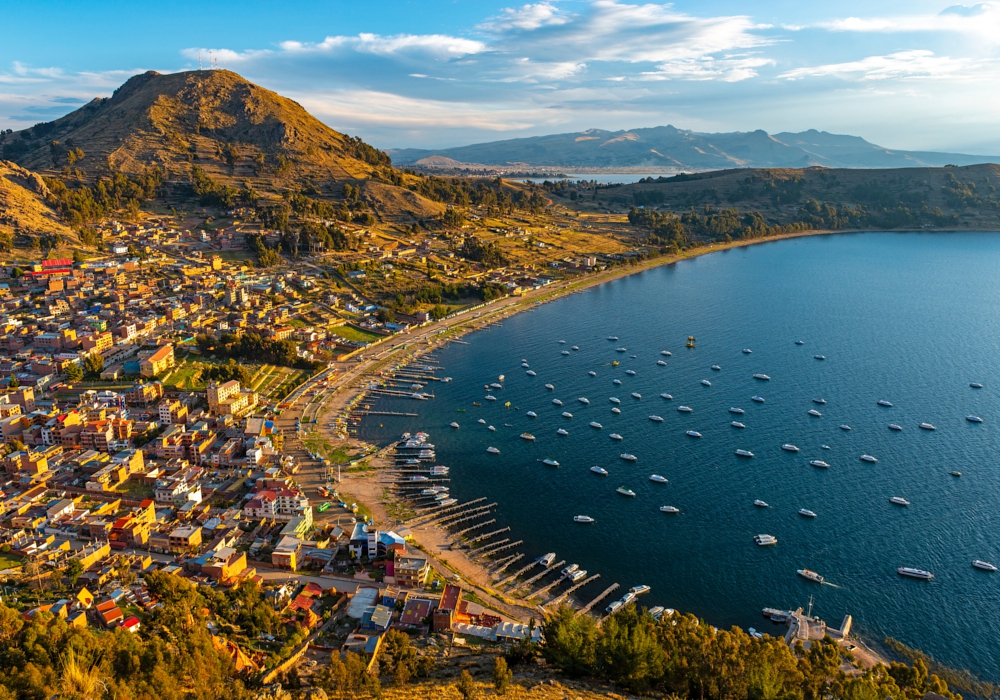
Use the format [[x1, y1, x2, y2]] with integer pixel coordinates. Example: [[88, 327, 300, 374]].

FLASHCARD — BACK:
[[206, 380, 258, 417], [433, 584, 462, 632], [224, 283, 248, 308], [168, 525, 202, 553], [139, 345, 174, 378], [395, 554, 430, 588], [158, 399, 188, 425]]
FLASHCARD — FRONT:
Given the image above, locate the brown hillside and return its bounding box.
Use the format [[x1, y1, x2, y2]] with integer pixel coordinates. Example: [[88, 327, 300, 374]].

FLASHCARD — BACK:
[[0, 160, 75, 242]]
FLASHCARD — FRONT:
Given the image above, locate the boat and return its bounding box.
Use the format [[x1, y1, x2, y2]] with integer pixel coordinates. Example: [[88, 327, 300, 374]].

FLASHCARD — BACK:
[[561, 350, 570, 355], [542, 458, 560, 467], [611, 407, 621, 414], [520, 433, 536, 441], [609, 433, 623, 440], [877, 400, 893, 407], [729, 407, 745, 414], [970, 382, 983, 388], [572, 346, 579, 351], [889, 497, 910, 506], [701, 379, 712, 386], [657, 360, 667, 366], [574, 515, 595, 523], [485, 395, 497, 401], [748, 628, 763, 639], [810, 460, 830, 468], [897, 567, 933, 580], [616, 347, 627, 353], [630, 584, 651, 595], [613, 379, 622, 385], [755, 534, 777, 546], [450, 422, 460, 429], [967, 415, 983, 423], [561, 411, 573, 418], [556, 428, 569, 436], [889, 424, 902, 431], [617, 486, 636, 496], [919, 423, 936, 430], [487, 447, 500, 454], [950, 470, 962, 476], [526, 370, 537, 376], [860, 454, 878, 463], [751, 396, 765, 403], [568, 570, 587, 582], [731, 421, 745, 428], [743, 348, 752, 354], [686, 430, 702, 438], [590, 421, 603, 429], [539, 553, 556, 566], [660, 505, 680, 513], [488, 425, 496, 431], [606, 600, 623, 614], [795, 340, 804, 345], [781, 444, 800, 452], [610, 397, 621, 404], [561, 563, 579, 576], [813, 398, 827, 404], [754, 500, 769, 507], [552, 399, 563, 406], [711, 365, 721, 371], [631, 392, 642, 399], [490, 382, 503, 389], [545, 384, 555, 390], [591, 466, 609, 475], [526, 411, 537, 418], [608, 336, 619, 341], [799, 509, 818, 518], [753, 374, 770, 381], [650, 474, 669, 483], [611, 361, 619, 367], [797, 569, 825, 584], [808, 409, 822, 417], [678, 406, 693, 413], [626, 370, 637, 376], [473, 402, 481, 406], [589, 371, 597, 376], [735, 449, 754, 457], [649, 606, 667, 620], [439, 498, 458, 507], [661, 393, 673, 400], [578, 397, 591, 404], [814, 355, 826, 360], [522, 362, 530, 368], [478, 419, 486, 424], [840, 424, 851, 430], [649, 415, 664, 422], [973, 560, 998, 571], [559, 340, 566, 344], [661, 350, 672, 356], [620, 453, 638, 461]]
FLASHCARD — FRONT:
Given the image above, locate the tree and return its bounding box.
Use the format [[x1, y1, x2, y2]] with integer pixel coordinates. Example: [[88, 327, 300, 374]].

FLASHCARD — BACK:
[[431, 304, 449, 321], [6, 374, 18, 389], [376, 308, 395, 323], [492, 657, 513, 695], [64, 559, 84, 587], [83, 353, 104, 378], [65, 363, 84, 382], [457, 670, 478, 700], [443, 207, 465, 227]]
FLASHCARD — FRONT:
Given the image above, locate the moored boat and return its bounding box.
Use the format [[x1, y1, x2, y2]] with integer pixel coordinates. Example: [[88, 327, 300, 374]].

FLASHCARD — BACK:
[[798, 508, 817, 518], [919, 422, 936, 430], [967, 415, 983, 423], [591, 466, 609, 475], [649, 415, 664, 422], [542, 458, 560, 467], [754, 499, 769, 507], [678, 405, 693, 413], [889, 496, 910, 506], [973, 560, 998, 571], [877, 400, 893, 407], [556, 428, 569, 436], [574, 515, 595, 523], [631, 392, 642, 399], [589, 371, 597, 376], [735, 449, 754, 457], [578, 397, 590, 404], [898, 567, 933, 580], [450, 422, 460, 429], [526, 411, 537, 418], [808, 409, 822, 417], [861, 454, 878, 463], [590, 421, 603, 429], [660, 505, 680, 513], [686, 430, 702, 438], [609, 433, 623, 440], [752, 395, 765, 403], [620, 453, 638, 461], [617, 486, 636, 496], [661, 393, 673, 400], [520, 433, 535, 441], [526, 370, 537, 376], [701, 379, 712, 386], [810, 460, 830, 468], [487, 447, 500, 454], [797, 569, 825, 584], [731, 421, 745, 428], [730, 407, 745, 414], [753, 373, 770, 380], [781, 444, 799, 452], [650, 474, 669, 483], [545, 383, 555, 390], [755, 534, 777, 546]]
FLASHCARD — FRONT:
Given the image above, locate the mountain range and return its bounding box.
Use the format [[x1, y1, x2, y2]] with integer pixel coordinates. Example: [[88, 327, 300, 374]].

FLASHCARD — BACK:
[[389, 126, 999, 171]]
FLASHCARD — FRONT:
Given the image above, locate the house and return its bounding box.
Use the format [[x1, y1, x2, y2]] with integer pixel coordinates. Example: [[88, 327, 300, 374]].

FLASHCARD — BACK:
[[433, 584, 462, 632], [168, 525, 202, 553], [360, 604, 393, 632], [394, 554, 430, 588], [121, 616, 141, 633], [348, 522, 369, 559], [399, 596, 435, 630], [139, 345, 174, 377]]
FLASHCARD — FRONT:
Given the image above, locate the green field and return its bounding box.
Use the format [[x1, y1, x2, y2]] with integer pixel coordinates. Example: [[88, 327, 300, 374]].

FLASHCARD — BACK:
[[330, 325, 383, 344], [0, 552, 23, 571], [214, 250, 256, 262]]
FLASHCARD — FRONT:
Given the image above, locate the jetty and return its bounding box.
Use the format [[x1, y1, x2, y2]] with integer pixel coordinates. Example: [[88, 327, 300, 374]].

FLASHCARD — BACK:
[[491, 553, 523, 575], [474, 539, 522, 558], [451, 518, 496, 539], [547, 573, 600, 608], [466, 527, 510, 545], [496, 559, 542, 587], [577, 583, 620, 617], [510, 561, 565, 592]]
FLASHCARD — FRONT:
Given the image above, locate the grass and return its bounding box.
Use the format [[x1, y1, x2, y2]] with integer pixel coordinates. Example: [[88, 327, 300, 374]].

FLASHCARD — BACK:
[[162, 364, 204, 391], [337, 491, 372, 522], [117, 482, 153, 498], [0, 552, 23, 571], [330, 325, 383, 344], [214, 250, 256, 262]]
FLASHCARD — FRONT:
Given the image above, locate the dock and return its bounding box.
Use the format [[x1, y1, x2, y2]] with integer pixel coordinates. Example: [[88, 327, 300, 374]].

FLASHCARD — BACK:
[[510, 561, 565, 592], [547, 573, 600, 608], [451, 518, 496, 539], [474, 539, 522, 558], [577, 583, 620, 617], [495, 560, 540, 587], [491, 553, 523, 575], [466, 527, 510, 545], [527, 573, 570, 601]]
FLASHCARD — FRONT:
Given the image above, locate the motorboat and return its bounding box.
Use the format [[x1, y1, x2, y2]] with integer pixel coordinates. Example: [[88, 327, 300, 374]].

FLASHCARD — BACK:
[[574, 515, 595, 523], [559, 340, 567, 344], [755, 534, 777, 546], [488, 425, 496, 431], [490, 382, 503, 389], [539, 552, 556, 566], [743, 348, 753, 354], [552, 399, 563, 406], [660, 505, 680, 513], [610, 397, 621, 404], [487, 447, 500, 454], [781, 444, 799, 452], [814, 355, 826, 360], [522, 362, 530, 368], [526, 411, 537, 418], [650, 474, 669, 483], [649, 415, 664, 422], [877, 400, 893, 407], [562, 411, 573, 418], [616, 347, 627, 353], [610, 433, 623, 441], [485, 395, 497, 401], [661, 350, 672, 356], [617, 486, 636, 496], [561, 350, 570, 355], [898, 567, 933, 580], [889, 424, 902, 431], [970, 382, 983, 388], [606, 600, 623, 614], [561, 563, 579, 576], [799, 509, 817, 518], [678, 406, 693, 413], [649, 606, 669, 620], [631, 392, 642, 399], [578, 397, 590, 404], [450, 422, 460, 429], [630, 584, 651, 595], [590, 421, 603, 429], [526, 370, 537, 376], [611, 361, 619, 367], [840, 425, 851, 430], [810, 460, 830, 468], [611, 407, 621, 414], [973, 560, 998, 571], [808, 409, 822, 417], [613, 379, 622, 385], [661, 393, 673, 400], [572, 346, 579, 351], [569, 569, 587, 582], [545, 383, 555, 390], [657, 360, 667, 366], [967, 415, 983, 423], [686, 430, 702, 438], [520, 433, 535, 441], [589, 371, 597, 376], [753, 374, 770, 381], [919, 423, 936, 430], [754, 499, 769, 507], [729, 407, 745, 414], [608, 336, 619, 341], [735, 449, 754, 457], [889, 496, 910, 506], [542, 458, 560, 467], [620, 453, 638, 461], [731, 421, 745, 428], [795, 340, 804, 345], [860, 454, 878, 463], [711, 365, 721, 371], [812, 398, 827, 405], [949, 470, 962, 476], [701, 379, 712, 386], [557, 428, 569, 436], [751, 396, 765, 403], [797, 569, 825, 584], [626, 370, 637, 376], [591, 466, 609, 476], [478, 419, 486, 424], [439, 498, 458, 507]]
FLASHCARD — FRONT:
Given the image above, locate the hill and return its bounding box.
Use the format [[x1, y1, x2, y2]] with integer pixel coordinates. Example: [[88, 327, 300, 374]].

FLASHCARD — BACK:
[[0, 159, 76, 246], [390, 126, 998, 170]]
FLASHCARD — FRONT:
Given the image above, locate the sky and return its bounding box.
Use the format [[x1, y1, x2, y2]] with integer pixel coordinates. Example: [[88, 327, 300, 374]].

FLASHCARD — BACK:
[[2, 0, 1000, 153]]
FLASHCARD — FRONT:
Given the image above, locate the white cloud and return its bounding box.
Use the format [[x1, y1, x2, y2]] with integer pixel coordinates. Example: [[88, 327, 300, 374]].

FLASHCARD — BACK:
[[778, 50, 996, 81], [480, 2, 571, 31], [817, 3, 1000, 40], [643, 55, 773, 82]]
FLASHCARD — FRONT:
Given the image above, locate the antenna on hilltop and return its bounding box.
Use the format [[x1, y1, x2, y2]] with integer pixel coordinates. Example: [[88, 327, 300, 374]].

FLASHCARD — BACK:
[[198, 50, 202, 70]]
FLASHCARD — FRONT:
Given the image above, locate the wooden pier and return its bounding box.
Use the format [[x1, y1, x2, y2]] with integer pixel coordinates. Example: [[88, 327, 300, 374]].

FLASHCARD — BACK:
[[547, 574, 600, 608], [467, 527, 510, 545], [451, 518, 496, 539], [435, 503, 496, 526], [353, 411, 419, 417], [440, 509, 493, 528], [495, 559, 539, 587], [474, 539, 522, 558], [511, 561, 565, 592], [577, 584, 620, 618], [491, 553, 523, 575], [410, 498, 487, 525], [527, 573, 570, 601]]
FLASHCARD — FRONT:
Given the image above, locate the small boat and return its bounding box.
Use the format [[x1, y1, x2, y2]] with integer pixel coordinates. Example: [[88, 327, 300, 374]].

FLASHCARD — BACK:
[[678, 406, 693, 413], [590, 421, 603, 429], [650, 474, 668, 483], [753, 374, 770, 381], [631, 392, 642, 399], [701, 379, 712, 387], [711, 365, 721, 371], [743, 348, 752, 354], [485, 395, 497, 401], [731, 421, 745, 428], [608, 336, 618, 341], [626, 370, 637, 376], [686, 430, 702, 438], [559, 340, 566, 344], [657, 360, 667, 366], [660, 505, 680, 513], [561, 350, 570, 356], [539, 552, 556, 566], [889, 496, 910, 506], [591, 466, 609, 475], [781, 444, 799, 452], [545, 383, 555, 390], [588, 371, 597, 377], [919, 423, 936, 430], [970, 382, 983, 388], [609, 433, 623, 441], [478, 419, 486, 424], [729, 407, 745, 414], [797, 569, 825, 584], [661, 350, 672, 356], [490, 382, 503, 389], [488, 425, 496, 431], [578, 397, 590, 404], [735, 449, 754, 458], [616, 347, 627, 353], [620, 453, 638, 461], [860, 454, 878, 463], [542, 458, 560, 467], [439, 498, 458, 506], [572, 346, 579, 351], [553, 399, 563, 406], [661, 393, 673, 400], [795, 340, 804, 345], [574, 515, 594, 523], [617, 486, 636, 497], [606, 600, 623, 614], [611, 361, 619, 367], [755, 534, 777, 546], [799, 509, 817, 518], [611, 407, 621, 414], [751, 396, 765, 403], [562, 411, 573, 418], [840, 424, 851, 430], [526, 370, 537, 376], [810, 460, 830, 468], [949, 470, 962, 476], [522, 362, 530, 368], [877, 400, 893, 407], [813, 398, 826, 404], [520, 433, 535, 441], [610, 397, 621, 404], [649, 415, 664, 422], [808, 409, 822, 417], [967, 415, 983, 423], [889, 424, 902, 431], [450, 422, 460, 429], [973, 560, 997, 571], [898, 567, 933, 580], [629, 584, 651, 595], [814, 355, 826, 360], [526, 411, 537, 418], [613, 379, 622, 385], [754, 499, 769, 507], [473, 402, 482, 406], [487, 447, 500, 454]]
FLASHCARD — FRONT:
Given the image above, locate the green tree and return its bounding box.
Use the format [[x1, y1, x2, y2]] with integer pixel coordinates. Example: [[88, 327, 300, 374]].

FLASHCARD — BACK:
[[83, 353, 104, 378], [443, 207, 465, 227], [376, 308, 395, 324], [457, 670, 478, 700], [492, 657, 513, 695], [64, 559, 84, 587], [7, 374, 18, 389], [64, 363, 84, 382], [431, 304, 449, 321]]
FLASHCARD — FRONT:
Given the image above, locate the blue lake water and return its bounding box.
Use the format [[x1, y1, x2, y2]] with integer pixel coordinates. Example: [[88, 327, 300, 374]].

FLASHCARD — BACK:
[[359, 231, 1000, 680]]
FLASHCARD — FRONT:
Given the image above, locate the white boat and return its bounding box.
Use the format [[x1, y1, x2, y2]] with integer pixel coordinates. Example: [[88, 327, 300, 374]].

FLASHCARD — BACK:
[[545, 383, 555, 390], [485, 395, 497, 401], [606, 600, 623, 614], [661, 350, 672, 356], [813, 398, 826, 404], [552, 399, 563, 406], [630, 584, 651, 595], [609, 397, 621, 404], [620, 453, 638, 461], [559, 340, 566, 344], [631, 392, 642, 399], [478, 419, 486, 424], [616, 347, 627, 353], [613, 379, 622, 385], [810, 460, 830, 468], [808, 409, 822, 417], [755, 534, 777, 546], [574, 515, 594, 523], [487, 447, 500, 454], [743, 348, 752, 354], [609, 433, 623, 440], [626, 370, 637, 376], [520, 432, 535, 441], [561, 350, 570, 355], [660, 505, 679, 513], [542, 458, 560, 466], [439, 498, 458, 507], [561, 411, 573, 418], [608, 336, 618, 341], [490, 382, 503, 389], [753, 374, 770, 380], [649, 606, 666, 619], [661, 393, 673, 400], [649, 415, 664, 422], [591, 466, 609, 475], [970, 382, 983, 389], [617, 486, 636, 496], [795, 340, 804, 345], [572, 346, 579, 351], [840, 424, 851, 430], [590, 421, 603, 429], [561, 563, 578, 576], [967, 415, 983, 423], [735, 449, 754, 458], [889, 496, 910, 506], [731, 421, 745, 428], [650, 474, 668, 483], [701, 379, 712, 386], [488, 425, 496, 431], [814, 355, 826, 360], [711, 365, 721, 371], [799, 509, 817, 518], [539, 552, 556, 566], [556, 428, 569, 436], [578, 397, 590, 404], [751, 396, 765, 403], [973, 560, 997, 571], [781, 444, 799, 452], [729, 407, 745, 414], [889, 424, 902, 431], [526, 370, 537, 376], [678, 406, 693, 413], [754, 499, 769, 507], [526, 411, 537, 418], [860, 454, 878, 463], [657, 360, 667, 366], [797, 569, 825, 584], [898, 567, 933, 580], [611, 407, 621, 414], [919, 423, 936, 430], [522, 362, 530, 368], [950, 470, 962, 476], [450, 422, 460, 429], [589, 371, 597, 377], [877, 400, 893, 407], [686, 430, 702, 438]]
